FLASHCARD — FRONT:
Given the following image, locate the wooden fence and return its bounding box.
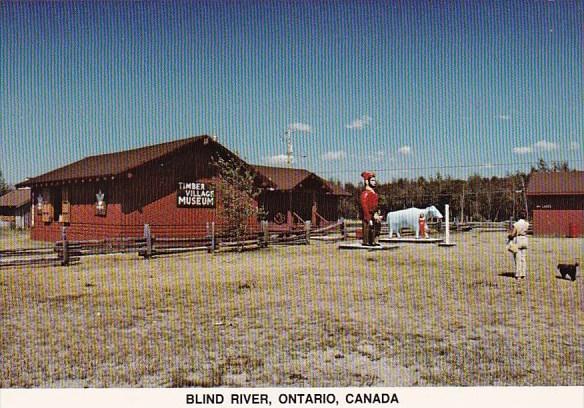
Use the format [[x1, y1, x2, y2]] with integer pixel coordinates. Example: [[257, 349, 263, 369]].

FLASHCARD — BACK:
[[0, 246, 78, 268], [4, 219, 517, 269], [333, 219, 530, 236], [0, 220, 334, 268]]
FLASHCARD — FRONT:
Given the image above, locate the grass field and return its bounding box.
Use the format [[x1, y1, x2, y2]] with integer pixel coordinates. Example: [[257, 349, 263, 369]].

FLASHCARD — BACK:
[[0, 229, 48, 250], [1, 230, 582, 387]]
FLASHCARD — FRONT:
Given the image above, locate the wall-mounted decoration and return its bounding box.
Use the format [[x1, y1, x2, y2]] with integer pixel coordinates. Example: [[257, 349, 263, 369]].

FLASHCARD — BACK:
[[96, 190, 107, 216], [177, 182, 215, 208], [41, 203, 54, 223], [36, 194, 43, 212], [61, 201, 71, 223]]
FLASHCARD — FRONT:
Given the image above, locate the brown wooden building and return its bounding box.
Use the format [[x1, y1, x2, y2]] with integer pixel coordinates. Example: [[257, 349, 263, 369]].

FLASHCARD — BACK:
[[16, 136, 348, 241], [0, 189, 31, 229], [527, 171, 584, 237], [253, 165, 350, 229]]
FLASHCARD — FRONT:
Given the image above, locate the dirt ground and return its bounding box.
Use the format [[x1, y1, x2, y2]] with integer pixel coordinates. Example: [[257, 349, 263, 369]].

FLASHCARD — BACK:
[[1, 230, 582, 387]]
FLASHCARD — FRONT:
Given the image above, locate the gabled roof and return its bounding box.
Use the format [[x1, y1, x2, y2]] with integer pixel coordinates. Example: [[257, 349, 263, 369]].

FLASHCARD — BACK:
[[15, 135, 349, 196], [527, 171, 584, 195], [253, 165, 350, 196], [253, 165, 313, 191], [17, 135, 217, 187], [0, 189, 31, 208]]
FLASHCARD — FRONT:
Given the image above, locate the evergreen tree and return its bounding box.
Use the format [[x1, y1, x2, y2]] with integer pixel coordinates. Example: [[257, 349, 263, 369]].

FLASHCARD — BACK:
[[339, 159, 571, 221], [551, 161, 570, 172], [536, 158, 549, 172], [0, 168, 9, 196]]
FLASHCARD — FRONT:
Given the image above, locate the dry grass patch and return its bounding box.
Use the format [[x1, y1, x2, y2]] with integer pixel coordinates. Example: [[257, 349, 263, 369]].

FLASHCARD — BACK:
[[0, 229, 48, 250], [1, 232, 582, 387]]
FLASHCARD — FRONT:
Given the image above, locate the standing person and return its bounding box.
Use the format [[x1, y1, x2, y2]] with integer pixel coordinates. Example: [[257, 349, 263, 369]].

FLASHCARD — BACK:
[[359, 171, 382, 246], [418, 213, 428, 239], [509, 211, 529, 280]]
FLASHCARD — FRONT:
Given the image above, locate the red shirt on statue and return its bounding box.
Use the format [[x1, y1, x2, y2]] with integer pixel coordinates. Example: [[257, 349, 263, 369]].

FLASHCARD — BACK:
[[360, 189, 378, 222]]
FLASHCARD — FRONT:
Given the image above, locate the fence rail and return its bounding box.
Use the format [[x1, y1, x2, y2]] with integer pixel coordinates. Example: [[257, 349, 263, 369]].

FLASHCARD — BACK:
[[0, 221, 313, 268], [0, 246, 77, 268], [4, 218, 512, 269], [337, 219, 528, 237]]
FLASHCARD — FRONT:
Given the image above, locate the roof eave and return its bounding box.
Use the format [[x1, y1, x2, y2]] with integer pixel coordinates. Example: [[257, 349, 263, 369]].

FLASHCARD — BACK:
[[17, 175, 118, 188], [15, 135, 214, 188]]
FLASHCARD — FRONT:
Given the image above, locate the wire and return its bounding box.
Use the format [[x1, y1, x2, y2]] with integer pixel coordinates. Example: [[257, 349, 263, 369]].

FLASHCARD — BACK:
[[342, 190, 526, 199], [317, 159, 584, 175]]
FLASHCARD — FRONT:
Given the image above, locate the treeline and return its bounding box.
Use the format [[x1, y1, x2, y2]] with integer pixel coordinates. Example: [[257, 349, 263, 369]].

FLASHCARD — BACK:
[[333, 159, 575, 222], [0, 169, 9, 196]]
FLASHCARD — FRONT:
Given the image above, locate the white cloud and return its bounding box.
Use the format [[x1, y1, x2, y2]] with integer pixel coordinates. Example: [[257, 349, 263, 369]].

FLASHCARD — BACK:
[[321, 150, 346, 161], [513, 139, 558, 155], [346, 115, 372, 130], [533, 140, 558, 151], [398, 145, 411, 155], [288, 122, 312, 133], [569, 142, 581, 151], [513, 146, 533, 154], [267, 154, 291, 165], [497, 114, 511, 120]]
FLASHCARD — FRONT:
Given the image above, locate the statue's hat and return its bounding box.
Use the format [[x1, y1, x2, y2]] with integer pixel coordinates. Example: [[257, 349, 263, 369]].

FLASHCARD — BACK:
[[361, 171, 375, 181]]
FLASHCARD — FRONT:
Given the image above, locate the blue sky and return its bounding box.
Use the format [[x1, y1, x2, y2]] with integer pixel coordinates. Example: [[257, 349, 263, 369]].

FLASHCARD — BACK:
[[1, 0, 582, 184]]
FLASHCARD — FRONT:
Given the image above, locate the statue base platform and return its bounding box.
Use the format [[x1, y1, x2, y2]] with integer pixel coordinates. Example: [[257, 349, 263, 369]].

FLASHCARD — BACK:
[[338, 242, 399, 251], [379, 237, 444, 244], [438, 242, 457, 247], [311, 235, 344, 242]]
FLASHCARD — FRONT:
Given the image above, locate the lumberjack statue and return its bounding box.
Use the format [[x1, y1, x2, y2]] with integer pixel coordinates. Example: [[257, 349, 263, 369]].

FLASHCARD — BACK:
[[360, 171, 382, 246]]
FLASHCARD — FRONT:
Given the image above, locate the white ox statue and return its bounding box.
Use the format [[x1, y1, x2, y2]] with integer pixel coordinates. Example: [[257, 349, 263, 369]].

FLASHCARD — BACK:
[[386, 206, 443, 238]]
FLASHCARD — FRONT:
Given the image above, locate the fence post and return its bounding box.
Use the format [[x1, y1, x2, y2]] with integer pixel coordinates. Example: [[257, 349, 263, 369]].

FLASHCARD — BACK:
[[61, 226, 69, 266], [211, 221, 216, 253], [144, 224, 152, 259], [339, 218, 347, 241], [438, 204, 456, 247], [444, 205, 450, 245], [304, 221, 311, 244], [261, 220, 269, 248]]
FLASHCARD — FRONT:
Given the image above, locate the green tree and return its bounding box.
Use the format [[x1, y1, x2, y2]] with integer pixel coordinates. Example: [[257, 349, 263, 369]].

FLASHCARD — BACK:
[[212, 156, 264, 242], [551, 160, 570, 172], [334, 181, 359, 219], [535, 158, 549, 173], [0, 168, 9, 196]]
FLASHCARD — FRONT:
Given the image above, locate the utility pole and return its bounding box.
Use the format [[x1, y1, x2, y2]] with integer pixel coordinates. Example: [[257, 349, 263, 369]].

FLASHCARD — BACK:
[[520, 175, 529, 219], [475, 189, 479, 221], [512, 178, 516, 220], [460, 185, 465, 223]]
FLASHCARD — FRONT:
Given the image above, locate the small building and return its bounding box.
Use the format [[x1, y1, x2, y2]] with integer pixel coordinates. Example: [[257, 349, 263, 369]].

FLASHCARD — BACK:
[[527, 171, 584, 237], [253, 165, 350, 229], [16, 136, 348, 241], [0, 189, 32, 229]]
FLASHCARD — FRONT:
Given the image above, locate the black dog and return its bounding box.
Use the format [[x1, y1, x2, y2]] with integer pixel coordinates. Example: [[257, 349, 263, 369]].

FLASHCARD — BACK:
[[557, 263, 579, 281]]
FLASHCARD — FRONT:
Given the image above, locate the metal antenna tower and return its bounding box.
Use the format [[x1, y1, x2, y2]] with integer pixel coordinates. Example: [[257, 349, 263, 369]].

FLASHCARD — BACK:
[[285, 128, 293, 167], [283, 125, 310, 167]]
